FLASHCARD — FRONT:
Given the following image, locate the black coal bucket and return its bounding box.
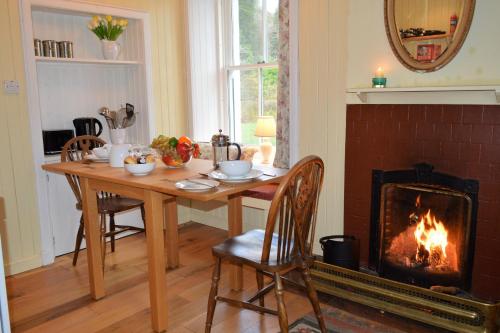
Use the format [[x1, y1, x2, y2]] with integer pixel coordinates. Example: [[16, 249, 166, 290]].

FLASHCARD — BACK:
[[319, 235, 360, 271]]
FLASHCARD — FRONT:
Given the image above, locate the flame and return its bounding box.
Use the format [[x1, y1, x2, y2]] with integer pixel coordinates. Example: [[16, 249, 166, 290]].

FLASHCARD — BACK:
[[414, 209, 449, 267]]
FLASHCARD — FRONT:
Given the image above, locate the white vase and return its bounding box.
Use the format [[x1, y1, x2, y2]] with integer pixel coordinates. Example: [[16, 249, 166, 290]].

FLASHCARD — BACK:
[[101, 40, 121, 60], [110, 128, 127, 144]]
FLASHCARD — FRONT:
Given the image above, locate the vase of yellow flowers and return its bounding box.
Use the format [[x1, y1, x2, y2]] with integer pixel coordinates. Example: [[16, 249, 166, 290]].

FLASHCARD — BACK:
[[88, 15, 128, 60]]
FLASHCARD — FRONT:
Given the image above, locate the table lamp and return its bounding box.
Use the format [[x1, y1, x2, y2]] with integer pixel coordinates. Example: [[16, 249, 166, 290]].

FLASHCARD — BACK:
[[255, 116, 276, 164]]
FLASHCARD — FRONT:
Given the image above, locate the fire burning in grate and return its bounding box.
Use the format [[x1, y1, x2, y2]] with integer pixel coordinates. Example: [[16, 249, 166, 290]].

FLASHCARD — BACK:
[[386, 195, 458, 272]]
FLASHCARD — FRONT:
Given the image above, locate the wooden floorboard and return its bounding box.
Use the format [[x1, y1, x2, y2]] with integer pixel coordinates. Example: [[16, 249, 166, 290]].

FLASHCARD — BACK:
[[7, 222, 446, 332]]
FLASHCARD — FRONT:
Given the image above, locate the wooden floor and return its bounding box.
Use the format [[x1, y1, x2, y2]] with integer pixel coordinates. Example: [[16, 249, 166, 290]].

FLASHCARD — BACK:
[[7, 222, 447, 333], [7, 222, 317, 333]]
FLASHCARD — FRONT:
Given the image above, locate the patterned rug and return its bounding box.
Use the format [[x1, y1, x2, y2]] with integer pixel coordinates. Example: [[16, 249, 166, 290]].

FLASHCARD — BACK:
[[289, 305, 405, 333]]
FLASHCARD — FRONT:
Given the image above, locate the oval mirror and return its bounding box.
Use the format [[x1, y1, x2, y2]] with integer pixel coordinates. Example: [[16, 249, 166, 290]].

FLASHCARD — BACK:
[[385, 0, 475, 72]]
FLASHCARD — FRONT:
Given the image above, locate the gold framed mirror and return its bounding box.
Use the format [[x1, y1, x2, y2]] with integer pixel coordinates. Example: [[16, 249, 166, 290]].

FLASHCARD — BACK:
[[385, 0, 475, 72]]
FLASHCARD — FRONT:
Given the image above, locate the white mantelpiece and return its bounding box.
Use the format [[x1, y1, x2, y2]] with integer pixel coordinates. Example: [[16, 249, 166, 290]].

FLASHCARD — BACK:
[[347, 85, 500, 105]]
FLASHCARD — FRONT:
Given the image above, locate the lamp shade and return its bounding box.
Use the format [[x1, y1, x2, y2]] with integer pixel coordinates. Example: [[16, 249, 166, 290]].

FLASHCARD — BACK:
[[254, 116, 276, 137]]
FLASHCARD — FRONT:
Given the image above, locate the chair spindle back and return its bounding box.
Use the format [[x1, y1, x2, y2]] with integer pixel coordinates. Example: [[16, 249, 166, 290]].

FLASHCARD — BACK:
[[261, 155, 325, 264]]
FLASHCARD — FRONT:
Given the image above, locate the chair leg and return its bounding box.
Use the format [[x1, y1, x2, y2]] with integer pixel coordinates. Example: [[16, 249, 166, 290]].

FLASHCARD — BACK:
[[274, 272, 289, 333], [72, 215, 85, 266], [205, 257, 221, 333], [301, 265, 327, 333], [256, 269, 265, 308], [109, 213, 116, 252], [140, 204, 146, 235], [100, 213, 106, 271]]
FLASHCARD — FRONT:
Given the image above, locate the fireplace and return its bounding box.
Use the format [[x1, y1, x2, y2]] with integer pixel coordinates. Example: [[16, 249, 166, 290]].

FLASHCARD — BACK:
[[369, 163, 479, 290]]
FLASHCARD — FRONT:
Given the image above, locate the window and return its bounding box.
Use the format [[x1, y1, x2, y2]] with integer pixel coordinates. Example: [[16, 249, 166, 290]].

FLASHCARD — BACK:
[[222, 0, 279, 145]]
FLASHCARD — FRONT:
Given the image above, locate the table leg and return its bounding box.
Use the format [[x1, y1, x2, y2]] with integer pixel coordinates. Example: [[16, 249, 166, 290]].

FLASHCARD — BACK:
[[80, 177, 105, 299], [144, 190, 168, 332], [228, 195, 243, 291], [164, 198, 179, 268]]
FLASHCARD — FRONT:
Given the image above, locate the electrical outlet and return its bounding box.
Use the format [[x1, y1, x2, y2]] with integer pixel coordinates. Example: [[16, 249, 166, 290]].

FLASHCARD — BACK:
[[3, 80, 20, 95]]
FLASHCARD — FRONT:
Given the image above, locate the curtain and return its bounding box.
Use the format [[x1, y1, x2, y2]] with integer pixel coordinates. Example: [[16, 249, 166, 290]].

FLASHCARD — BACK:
[[273, 0, 290, 168]]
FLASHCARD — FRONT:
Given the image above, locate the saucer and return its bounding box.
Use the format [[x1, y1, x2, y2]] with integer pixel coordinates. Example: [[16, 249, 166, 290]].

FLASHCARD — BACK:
[[208, 169, 264, 183]]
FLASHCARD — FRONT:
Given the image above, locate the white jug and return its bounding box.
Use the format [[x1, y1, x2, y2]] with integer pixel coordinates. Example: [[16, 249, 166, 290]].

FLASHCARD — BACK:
[[109, 144, 130, 168]]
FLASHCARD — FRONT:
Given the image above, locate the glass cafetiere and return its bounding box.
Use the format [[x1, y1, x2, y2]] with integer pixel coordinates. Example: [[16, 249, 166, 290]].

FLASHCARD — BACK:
[[211, 129, 241, 167]]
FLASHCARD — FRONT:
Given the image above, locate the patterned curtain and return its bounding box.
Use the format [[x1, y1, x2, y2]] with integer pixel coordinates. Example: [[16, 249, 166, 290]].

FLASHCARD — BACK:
[[273, 0, 290, 168]]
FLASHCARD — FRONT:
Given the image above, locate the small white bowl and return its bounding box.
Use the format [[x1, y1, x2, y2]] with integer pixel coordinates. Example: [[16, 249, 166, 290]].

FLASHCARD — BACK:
[[219, 160, 252, 177], [93, 146, 110, 158], [124, 163, 156, 176]]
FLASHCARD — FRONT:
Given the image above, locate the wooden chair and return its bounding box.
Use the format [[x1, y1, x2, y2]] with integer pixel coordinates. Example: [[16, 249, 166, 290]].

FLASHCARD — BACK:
[[61, 135, 145, 266], [205, 155, 327, 333]]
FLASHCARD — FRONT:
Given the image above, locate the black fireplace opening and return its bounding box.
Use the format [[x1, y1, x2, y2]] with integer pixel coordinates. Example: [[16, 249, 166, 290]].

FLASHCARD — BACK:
[[369, 163, 479, 291]]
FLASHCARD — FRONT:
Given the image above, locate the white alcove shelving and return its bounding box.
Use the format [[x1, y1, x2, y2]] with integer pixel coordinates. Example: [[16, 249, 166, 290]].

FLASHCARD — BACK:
[[20, 0, 154, 263]]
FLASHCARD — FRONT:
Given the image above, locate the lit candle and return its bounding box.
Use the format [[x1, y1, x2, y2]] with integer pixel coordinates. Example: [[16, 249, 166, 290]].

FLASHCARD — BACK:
[[375, 66, 385, 78], [372, 66, 387, 88]]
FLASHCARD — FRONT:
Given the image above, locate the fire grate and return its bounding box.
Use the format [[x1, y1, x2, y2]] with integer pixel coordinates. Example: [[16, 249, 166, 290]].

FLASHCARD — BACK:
[[311, 261, 500, 333]]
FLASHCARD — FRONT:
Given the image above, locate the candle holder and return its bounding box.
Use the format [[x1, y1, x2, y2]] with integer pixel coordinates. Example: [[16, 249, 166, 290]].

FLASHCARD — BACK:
[[372, 77, 387, 88]]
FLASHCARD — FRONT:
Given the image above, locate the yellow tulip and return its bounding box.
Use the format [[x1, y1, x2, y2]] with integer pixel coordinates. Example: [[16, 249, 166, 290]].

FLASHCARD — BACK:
[[119, 19, 128, 27], [111, 19, 117, 26], [106, 15, 112, 22], [92, 15, 100, 22]]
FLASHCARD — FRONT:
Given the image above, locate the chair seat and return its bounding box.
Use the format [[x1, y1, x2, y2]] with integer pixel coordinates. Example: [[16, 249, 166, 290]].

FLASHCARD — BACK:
[[97, 196, 143, 214], [212, 229, 295, 271]]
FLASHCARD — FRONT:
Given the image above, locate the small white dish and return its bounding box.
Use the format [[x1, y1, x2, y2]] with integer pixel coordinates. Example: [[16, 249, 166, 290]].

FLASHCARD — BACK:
[[175, 179, 220, 191], [124, 163, 156, 176], [84, 154, 109, 163], [92, 145, 111, 158], [209, 169, 263, 183], [219, 160, 252, 177]]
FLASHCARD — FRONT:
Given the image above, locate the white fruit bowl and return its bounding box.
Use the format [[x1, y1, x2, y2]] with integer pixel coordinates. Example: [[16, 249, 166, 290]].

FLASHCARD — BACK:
[[124, 163, 156, 176]]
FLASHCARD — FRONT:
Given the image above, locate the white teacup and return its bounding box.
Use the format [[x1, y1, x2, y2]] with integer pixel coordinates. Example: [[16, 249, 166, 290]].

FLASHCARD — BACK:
[[219, 160, 252, 177]]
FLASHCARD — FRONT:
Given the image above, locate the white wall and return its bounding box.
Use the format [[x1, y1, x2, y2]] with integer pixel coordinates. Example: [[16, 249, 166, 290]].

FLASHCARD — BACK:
[[347, 0, 500, 88]]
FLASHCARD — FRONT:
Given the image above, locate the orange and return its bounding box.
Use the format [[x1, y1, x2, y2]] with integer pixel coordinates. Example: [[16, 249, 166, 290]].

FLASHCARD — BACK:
[[178, 136, 192, 146]]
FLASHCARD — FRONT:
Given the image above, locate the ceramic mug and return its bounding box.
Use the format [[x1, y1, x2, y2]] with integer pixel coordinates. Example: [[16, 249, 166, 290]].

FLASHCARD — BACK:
[[109, 144, 131, 167]]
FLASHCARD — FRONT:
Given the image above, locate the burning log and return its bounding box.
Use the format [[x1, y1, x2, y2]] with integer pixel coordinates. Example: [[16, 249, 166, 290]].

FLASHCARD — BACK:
[[430, 285, 459, 295]]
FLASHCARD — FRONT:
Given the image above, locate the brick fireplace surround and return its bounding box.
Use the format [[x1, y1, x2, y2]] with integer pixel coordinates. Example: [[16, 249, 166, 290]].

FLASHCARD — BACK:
[[344, 104, 500, 301]]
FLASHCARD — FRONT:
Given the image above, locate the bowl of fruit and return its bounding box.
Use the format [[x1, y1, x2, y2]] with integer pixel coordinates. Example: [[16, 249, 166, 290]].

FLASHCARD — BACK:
[[151, 135, 201, 168], [124, 153, 156, 176]]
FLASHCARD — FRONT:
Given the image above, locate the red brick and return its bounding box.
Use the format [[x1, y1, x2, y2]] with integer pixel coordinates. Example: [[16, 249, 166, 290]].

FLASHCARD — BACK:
[[425, 105, 443, 122], [481, 144, 500, 164], [398, 121, 416, 142], [422, 141, 442, 160], [483, 105, 500, 124], [441, 142, 460, 161], [391, 105, 409, 121], [494, 126, 500, 145], [452, 123, 472, 142], [435, 123, 453, 141], [442, 104, 462, 123], [409, 105, 426, 121], [471, 124, 493, 144], [347, 104, 362, 121], [459, 143, 481, 162], [466, 163, 491, 182], [416, 122, 435, 140], [462, 105, 484, 124]]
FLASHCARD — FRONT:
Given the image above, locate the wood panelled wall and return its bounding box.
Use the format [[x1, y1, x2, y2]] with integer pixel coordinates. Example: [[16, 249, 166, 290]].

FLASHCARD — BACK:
[[298, 0, 349, 252], [0, 0, 188, 275], [395, 0, 465, 32]]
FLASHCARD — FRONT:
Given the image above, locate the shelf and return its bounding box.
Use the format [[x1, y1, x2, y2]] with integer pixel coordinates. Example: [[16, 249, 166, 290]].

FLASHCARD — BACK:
[[401, 33, 450, 42], [347, 86, 500, 103], [35, 56, 141, 65]]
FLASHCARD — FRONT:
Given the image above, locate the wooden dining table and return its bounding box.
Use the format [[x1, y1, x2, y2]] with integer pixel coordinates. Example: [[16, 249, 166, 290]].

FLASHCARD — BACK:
[[42, 158, 287, 332]]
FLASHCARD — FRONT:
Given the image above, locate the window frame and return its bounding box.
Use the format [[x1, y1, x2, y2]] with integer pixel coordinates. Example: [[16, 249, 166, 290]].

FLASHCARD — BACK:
[[219, 0, 279, 144]]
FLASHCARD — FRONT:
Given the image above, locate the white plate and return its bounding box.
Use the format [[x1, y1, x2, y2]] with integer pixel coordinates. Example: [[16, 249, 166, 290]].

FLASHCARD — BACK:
[[208, 169, 264, 183], [175, 179, 220, 191], [84, 154, 109, 163]]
